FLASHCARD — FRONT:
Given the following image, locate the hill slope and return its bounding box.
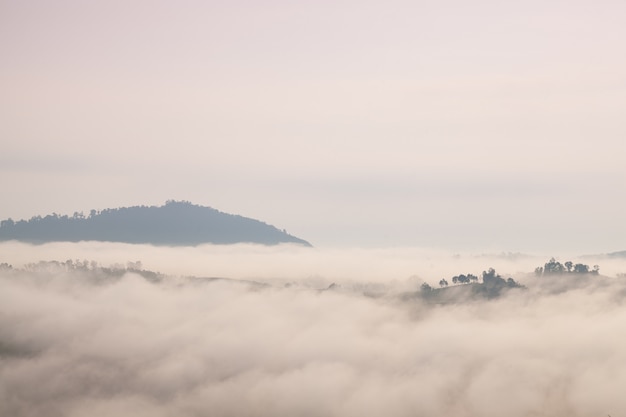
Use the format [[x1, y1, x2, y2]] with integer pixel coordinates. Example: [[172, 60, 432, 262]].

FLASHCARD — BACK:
[[0, 201, 312, 246]]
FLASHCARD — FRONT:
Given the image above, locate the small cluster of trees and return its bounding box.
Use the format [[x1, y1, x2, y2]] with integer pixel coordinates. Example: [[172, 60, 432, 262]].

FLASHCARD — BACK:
[[535, 258, 599, 276], [437, 274, 478, 287], [450, 273, 478, 285], [23, 259, 144, 273], [421, 268, 522, 291], [481, 267, 522, 288], [6, 259, 163, 283]]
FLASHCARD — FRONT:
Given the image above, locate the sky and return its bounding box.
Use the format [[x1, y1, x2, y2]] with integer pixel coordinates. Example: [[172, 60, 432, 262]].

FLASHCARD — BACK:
[[2, 0, 625, 252]]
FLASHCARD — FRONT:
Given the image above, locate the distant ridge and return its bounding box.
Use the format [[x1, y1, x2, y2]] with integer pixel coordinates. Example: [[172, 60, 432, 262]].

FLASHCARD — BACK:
[[0, 200, 312, 247], [580, 250, 626, 259]]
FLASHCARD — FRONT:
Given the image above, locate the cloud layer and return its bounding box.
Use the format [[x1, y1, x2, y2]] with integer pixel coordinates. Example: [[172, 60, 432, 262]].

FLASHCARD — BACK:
[[2, 244, 626, 416]]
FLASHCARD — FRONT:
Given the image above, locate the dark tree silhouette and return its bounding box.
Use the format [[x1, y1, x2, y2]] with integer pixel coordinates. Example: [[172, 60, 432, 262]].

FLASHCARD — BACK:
[[535, 258, 599, 276], [564, 261, 573, 272], [450, 273, 478, 285], [544, 258, 565, 274]]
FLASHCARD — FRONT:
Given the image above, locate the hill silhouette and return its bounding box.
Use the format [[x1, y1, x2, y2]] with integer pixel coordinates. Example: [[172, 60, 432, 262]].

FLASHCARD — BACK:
[[0, 201, 312, 246]]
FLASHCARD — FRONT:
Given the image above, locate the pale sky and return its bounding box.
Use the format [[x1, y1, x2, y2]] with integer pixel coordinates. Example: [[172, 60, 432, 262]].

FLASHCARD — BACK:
[[1, 0, 625, 252]]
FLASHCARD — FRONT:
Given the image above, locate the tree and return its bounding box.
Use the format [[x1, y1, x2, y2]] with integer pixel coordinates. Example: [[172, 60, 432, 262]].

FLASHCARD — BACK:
[[482, 268, 499, 284], [535, 259, 600, 277], [564, 261, 573, 272], [451, 274, 474, 284], [439, 279, 449, 287], [544, 258, 565, 275], [421, 282, 432, 292], [0, 218, 15, 228]]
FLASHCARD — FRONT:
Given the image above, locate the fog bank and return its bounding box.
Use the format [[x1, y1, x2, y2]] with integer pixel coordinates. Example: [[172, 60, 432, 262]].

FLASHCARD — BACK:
[[4, 241, 625, 284], [2, 251, 626, 416]]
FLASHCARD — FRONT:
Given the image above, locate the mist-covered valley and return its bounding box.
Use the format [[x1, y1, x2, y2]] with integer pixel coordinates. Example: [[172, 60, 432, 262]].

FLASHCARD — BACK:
[[5, 0, 626, 414], [2, 242, 626, 416]]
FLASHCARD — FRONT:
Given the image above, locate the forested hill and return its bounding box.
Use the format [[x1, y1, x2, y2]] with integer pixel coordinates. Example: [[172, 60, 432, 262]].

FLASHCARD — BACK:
[[0, 201, 312, 246]]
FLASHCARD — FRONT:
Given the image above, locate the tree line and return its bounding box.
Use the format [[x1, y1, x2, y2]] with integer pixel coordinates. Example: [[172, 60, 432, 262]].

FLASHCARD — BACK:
[[534, 258, 599, 276], [421, 268, 523, 291], [420, 257, 603, 295]]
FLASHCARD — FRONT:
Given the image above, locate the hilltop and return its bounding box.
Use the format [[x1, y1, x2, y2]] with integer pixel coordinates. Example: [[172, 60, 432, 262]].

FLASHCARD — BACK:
[[0, 201, 312, 247]]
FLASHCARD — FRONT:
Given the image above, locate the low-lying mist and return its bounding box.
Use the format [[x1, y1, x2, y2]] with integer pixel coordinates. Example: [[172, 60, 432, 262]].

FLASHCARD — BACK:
[[2, 242, 626, 416], [5, 241, 626, 283]]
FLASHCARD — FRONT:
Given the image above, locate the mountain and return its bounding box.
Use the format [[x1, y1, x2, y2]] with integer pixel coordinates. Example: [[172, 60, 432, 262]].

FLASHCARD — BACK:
[[580, 250, 626, 260], [0, 201, 312, 246]]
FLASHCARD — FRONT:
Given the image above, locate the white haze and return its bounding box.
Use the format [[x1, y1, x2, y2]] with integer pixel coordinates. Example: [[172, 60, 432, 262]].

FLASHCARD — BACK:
[[2, 242, 626, 416], [3, 241, 626, 284]]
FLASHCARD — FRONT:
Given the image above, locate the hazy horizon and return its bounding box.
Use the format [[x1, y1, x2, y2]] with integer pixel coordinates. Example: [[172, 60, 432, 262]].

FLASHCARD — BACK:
[[2, 240, 625, 285]]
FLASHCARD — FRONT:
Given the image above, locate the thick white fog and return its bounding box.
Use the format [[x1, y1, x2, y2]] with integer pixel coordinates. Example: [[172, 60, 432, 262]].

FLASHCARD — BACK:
[[2, 242, 626, 416]]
